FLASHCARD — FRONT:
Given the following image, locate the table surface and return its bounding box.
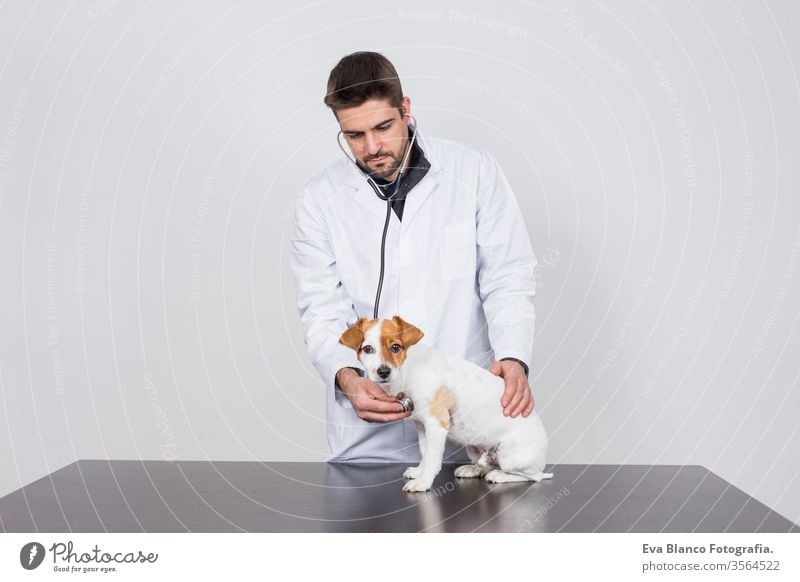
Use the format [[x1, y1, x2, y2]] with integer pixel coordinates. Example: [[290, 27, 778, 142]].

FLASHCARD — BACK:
[[0, 461, 796, 533]]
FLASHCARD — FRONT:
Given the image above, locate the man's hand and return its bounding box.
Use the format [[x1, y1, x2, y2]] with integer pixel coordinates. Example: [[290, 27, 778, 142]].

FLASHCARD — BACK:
[[489, 360, 534, 418], [336, 368, 411, 423]]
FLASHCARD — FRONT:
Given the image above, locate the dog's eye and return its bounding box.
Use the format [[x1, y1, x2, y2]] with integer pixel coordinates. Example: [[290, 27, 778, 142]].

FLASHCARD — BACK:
[[390, 344, 402, 353], [362, 345, 374, 354]]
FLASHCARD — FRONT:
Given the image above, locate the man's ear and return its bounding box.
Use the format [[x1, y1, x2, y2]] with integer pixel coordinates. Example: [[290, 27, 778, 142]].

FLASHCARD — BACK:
[[392, 315, 424, 348], [339, 317, 367, 351], [401, 95, 411, 119]]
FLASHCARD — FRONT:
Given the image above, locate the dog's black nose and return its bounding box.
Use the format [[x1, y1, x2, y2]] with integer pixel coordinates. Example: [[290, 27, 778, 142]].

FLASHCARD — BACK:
[[377, 365, 391, 379]]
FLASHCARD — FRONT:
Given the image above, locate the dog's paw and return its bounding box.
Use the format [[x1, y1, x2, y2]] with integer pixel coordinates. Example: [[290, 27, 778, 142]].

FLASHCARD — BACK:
[[402, 478, 433, 492], [454, 464, 485, 478], [403, 466, 423, 479]]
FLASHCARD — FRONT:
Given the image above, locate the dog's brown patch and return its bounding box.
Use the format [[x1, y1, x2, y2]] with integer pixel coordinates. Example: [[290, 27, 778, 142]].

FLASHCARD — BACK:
[[378, 316, 424, 368], [430, 385, 456, 429], [338, 317, 381, 351]]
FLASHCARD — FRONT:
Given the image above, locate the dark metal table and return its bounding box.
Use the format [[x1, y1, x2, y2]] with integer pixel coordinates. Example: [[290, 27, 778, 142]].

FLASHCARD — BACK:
[[1, 461, 796, 533]]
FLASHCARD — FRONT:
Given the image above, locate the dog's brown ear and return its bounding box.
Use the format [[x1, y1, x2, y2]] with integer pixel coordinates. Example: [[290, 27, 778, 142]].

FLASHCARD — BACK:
[[392, 315, 424, 348], [339, 317, 367, 351]]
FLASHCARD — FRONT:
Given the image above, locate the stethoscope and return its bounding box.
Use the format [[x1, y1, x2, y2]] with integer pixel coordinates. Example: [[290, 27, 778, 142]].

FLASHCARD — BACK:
[[336, 115, 419, 319]]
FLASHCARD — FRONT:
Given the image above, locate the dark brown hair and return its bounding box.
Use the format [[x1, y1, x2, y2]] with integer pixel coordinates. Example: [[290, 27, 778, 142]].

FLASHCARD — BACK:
[[324, 51, 404, 116]]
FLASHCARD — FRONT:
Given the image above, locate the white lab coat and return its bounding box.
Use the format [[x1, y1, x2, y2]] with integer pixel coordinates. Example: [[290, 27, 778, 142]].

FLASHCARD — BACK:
[[290, 132, 537, 464]]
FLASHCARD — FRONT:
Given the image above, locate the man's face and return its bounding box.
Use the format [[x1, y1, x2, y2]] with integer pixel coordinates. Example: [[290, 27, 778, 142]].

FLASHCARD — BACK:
[[337, 97, 411, 181]]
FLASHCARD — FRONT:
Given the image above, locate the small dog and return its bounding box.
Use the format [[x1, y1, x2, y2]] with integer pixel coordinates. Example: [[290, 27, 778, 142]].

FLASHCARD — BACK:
[[339, 315, 553, 492]]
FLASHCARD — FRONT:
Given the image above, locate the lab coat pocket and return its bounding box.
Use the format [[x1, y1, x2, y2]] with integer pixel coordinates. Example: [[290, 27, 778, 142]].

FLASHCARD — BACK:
[[336, 246, 369, 296], [440, 221, 476, 280]]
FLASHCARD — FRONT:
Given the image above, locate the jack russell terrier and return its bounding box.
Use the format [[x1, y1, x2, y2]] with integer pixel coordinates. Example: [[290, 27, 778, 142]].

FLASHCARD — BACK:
[[339, 315, 553, 492]]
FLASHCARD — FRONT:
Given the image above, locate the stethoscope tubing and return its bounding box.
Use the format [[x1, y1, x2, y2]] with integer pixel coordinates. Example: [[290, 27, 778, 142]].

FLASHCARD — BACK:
[[336, 117, 419, 318]]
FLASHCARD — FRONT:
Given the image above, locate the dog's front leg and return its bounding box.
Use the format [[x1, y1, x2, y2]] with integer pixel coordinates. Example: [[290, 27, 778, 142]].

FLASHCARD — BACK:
[[402, 421, 447, 492], [403, 421, 426, 480]]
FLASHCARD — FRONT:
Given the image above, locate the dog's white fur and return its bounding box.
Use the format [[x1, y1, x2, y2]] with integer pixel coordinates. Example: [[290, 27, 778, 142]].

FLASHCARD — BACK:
[[339, 316, 553, 492]]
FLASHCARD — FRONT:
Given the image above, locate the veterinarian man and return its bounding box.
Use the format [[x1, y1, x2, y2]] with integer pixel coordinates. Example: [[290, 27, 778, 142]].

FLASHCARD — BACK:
[[291, 51, 538, 463]]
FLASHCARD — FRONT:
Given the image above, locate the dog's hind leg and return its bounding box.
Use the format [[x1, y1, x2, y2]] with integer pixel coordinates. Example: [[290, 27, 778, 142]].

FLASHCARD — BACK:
[[485, 467, 554, 483], [454, 445, 496, 478], [487, 442, 553, 483], [485, 469, 533, 483]]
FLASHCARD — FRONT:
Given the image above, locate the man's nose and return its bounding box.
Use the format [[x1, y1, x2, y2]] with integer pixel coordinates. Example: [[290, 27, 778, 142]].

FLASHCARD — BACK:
[[377, 365, 391, 379], [364, 132, 381, 155]]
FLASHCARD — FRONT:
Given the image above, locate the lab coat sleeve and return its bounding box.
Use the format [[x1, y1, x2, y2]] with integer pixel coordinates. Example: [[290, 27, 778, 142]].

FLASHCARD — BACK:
[[290, 184, 363, 393], [475, 148, 538, 369]]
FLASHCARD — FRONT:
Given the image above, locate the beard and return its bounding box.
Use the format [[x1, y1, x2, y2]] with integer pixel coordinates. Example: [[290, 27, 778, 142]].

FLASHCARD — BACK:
[[357, 139, 410, 181], [357, 152, 401, 181]]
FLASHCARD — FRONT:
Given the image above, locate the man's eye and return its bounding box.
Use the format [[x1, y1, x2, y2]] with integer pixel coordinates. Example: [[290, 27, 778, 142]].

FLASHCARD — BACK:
[[362, 346, 374, 354], [390, 344, 402, 353], [377, 124, 391, 131]]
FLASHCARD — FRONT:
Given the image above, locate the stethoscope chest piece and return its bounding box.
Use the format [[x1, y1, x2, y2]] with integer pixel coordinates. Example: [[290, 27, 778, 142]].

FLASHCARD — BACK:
[[397, 392, 414, 413]]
